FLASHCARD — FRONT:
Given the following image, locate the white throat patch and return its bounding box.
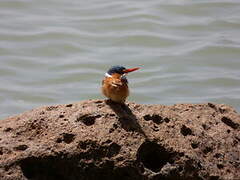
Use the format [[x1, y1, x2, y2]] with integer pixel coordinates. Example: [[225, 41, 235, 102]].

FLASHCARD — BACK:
[[105, 72, 112, 77]]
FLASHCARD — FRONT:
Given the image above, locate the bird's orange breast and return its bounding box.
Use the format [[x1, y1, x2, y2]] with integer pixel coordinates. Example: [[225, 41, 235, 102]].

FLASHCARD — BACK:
[[102, 74, 129, 103]]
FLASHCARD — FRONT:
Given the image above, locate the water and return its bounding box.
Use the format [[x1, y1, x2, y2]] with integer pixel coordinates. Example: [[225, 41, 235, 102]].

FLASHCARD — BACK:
[[0, 0, 240, 119]]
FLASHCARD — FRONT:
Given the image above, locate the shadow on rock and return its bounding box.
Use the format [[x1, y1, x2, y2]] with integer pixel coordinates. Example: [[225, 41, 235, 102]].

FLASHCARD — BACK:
[[106, 100, 147, 139]]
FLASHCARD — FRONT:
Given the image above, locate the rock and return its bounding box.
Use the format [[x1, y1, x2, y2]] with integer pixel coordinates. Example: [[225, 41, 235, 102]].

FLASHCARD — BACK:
[[0, 100, 239, 180]]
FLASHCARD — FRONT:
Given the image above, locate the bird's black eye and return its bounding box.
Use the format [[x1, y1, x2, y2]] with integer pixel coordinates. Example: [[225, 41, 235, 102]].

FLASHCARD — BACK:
[[121, 75, 128, 84]]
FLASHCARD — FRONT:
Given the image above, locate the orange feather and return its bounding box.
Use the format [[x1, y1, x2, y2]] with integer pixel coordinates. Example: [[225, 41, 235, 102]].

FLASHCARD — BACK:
[[102, 73, 129, 103]]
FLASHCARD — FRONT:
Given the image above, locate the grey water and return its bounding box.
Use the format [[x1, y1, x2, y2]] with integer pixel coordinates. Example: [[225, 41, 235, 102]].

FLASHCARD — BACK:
[[1, 0, 240, 119]]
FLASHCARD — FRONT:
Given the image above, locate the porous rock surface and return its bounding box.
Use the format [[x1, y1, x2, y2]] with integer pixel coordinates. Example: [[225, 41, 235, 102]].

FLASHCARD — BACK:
[[0, 100, 239, 180]]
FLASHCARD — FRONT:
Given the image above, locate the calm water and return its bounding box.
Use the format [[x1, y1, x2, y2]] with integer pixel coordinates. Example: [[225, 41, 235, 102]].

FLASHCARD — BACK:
[[0, 0, 240, 119]]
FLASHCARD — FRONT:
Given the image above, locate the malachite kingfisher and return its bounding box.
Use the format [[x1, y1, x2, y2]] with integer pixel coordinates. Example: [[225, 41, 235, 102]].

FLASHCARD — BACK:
[[102, 65, 140, 104]]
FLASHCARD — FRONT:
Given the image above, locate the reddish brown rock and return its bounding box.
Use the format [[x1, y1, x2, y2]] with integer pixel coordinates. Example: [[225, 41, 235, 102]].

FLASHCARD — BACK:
[[0, 100, 239, 180]]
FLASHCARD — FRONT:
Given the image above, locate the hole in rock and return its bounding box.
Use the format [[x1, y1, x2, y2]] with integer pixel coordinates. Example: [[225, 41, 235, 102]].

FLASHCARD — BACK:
[[20, 156, 70, 180], [57, 133, 75, 144], [217, 164, 224, 169], [208, 103, 216, 109], [59, 114, 64, 118], [143, 114, 163, 124], [221, 117, 239, 129], [4, 127, 12, 132], [143, 115, 151, 121], [137, 141, 174, 172], [77, 114, 101, 126], [14, 144, 28, 151], [62, 133, 75, 144], [66, 104, 73, 107], [95, 100, 103, 104], [107, 143, 121, 158], [191, 142, 199, 149], [203, 146, 213, 154], [202, 124, 208, 130], [181, 125, 193, 136], [20, 155, 136, 180], [213, 153, 222, 159], [109, 113, 116, 117], [164, 117, 170, 123]]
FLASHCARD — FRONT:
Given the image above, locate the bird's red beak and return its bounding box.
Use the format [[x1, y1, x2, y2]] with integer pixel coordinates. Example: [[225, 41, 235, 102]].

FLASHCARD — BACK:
[[123, 67, 140, 73]]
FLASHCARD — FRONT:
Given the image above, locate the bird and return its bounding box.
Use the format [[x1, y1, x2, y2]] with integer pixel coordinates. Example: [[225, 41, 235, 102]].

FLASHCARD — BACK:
[[102, 65, 139, 103]]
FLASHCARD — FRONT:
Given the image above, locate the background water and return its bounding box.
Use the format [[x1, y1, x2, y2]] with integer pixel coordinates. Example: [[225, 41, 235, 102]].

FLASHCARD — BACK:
[[0, 0, 240, 119]]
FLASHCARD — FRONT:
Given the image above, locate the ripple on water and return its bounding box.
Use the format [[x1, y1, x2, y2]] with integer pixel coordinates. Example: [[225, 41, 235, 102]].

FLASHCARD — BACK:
[[0, 0, 240, 118]]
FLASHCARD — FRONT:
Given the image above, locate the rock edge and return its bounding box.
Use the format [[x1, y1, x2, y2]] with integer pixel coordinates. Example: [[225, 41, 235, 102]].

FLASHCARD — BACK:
[[0, 100, 239, 180]]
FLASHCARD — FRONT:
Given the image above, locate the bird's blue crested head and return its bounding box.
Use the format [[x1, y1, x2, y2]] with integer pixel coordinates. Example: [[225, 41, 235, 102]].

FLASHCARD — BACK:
[[107, 65, 126, 75]]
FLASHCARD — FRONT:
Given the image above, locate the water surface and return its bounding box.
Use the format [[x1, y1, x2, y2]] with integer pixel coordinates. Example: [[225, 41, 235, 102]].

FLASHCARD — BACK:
[[1, 0, 240, 119]]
